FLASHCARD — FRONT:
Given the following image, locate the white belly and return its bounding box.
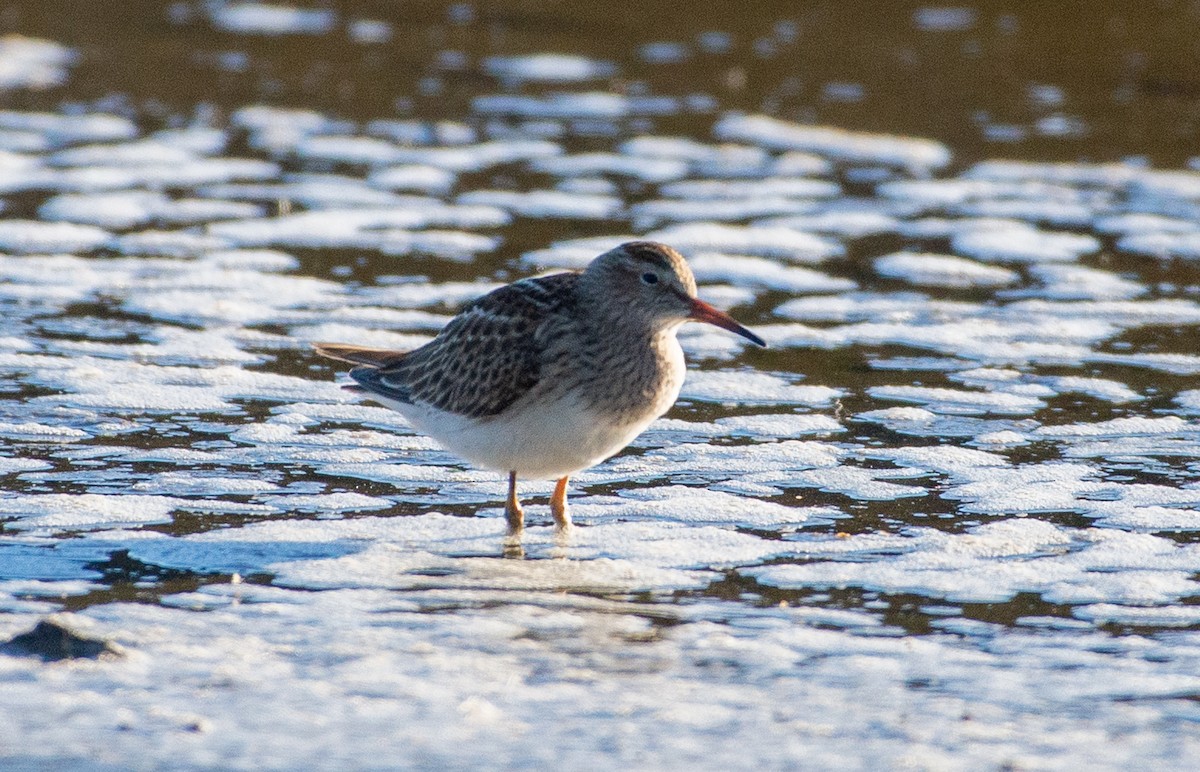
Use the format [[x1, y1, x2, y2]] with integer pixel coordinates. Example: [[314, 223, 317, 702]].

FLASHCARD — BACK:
[[372, 387, 675, 479], [368, 331, 686, 479]]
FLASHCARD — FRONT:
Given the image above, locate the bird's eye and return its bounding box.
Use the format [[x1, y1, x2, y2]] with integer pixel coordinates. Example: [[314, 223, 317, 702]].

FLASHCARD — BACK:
[[641, 272, 659, 285]]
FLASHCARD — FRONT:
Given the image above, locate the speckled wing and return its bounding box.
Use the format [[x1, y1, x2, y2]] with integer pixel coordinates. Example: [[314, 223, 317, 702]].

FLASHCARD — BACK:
[[349, 272, 579, 418]]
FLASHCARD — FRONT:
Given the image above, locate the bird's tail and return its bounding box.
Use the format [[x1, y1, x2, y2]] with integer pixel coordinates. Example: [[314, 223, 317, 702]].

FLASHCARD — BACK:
[[312, 343, 407, 368]]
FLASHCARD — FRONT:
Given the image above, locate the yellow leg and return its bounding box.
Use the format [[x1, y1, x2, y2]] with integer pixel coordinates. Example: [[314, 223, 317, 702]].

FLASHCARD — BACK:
[[505, 471, 524, 535], [550, 475, 571, 530]]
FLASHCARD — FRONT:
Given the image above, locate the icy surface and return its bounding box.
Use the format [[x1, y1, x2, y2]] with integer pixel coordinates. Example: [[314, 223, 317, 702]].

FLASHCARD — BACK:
[[0, 36, 76, 90], [875, 251, 1019, 288], [1, 28, 1200, 772]]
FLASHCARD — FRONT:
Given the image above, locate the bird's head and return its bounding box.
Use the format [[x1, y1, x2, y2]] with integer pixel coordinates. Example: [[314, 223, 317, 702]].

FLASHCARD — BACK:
[[583, 241, 765, 347]]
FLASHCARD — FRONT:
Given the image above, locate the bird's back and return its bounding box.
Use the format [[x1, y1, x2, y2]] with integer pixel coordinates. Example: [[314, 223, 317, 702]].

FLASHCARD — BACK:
[[319, 271, 580, 420]]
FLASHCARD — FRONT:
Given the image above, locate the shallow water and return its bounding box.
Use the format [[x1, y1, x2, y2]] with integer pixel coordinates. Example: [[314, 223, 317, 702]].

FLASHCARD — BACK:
[[3, 1, 1200, 768]]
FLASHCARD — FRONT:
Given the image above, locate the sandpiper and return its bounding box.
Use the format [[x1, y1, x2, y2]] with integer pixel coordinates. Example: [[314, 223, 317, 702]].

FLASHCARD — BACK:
[[315, 241, 765, 534]]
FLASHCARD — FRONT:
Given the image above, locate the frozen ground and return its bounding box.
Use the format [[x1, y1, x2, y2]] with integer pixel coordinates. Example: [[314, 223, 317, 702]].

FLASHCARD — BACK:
[[2, 6, 1200, 770]]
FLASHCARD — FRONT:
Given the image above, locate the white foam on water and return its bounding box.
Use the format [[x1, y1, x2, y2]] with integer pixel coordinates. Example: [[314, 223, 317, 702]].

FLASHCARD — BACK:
[[876, 177, 1000, 207], [1034, 415, 1192, 439], [913, 7, 977, 31], [875, 251, 1019, 288], [0, 110, 136, 146], [715, 113, 953, 170], [951, 222, 1100, 263], [47, 139, 200, 168], [1119, 230, 1200, 259], [345, 18, 392, 43], [200, 178, 410, 208], [38, 191, 262, 229], [862, 444, 1010, 474], [964, 159, 1142, 187], [631, 197, 819, 227], [688, 253, 857, 293], [0, 456, 51, 474], [366, 118, 474, 146], [555, 177, 616, 195], [1130, 169, 1200, 200], [944, 461, 1107, 515], [292, 134, 407, 165], [714, 413, 845, 438], [0, 493, 188, 530], [867, 385, 1046, 415], [681, 370, 842, 406], [2, 591, 1198, 768], [639, 41, 690, 63], [356, 280, 504, 310], [645, 223, 844, 263], [204, 206, 506, 252], [607, 441, 847, 487], [660, 177, 840, 200], [272, 536, 714, 594], [689, 283, 758, 310], [483, 54, 616, 83], [110, 229, 235, 257], [230, 421, 432, 452], [1175, 390, 1200, 415], [1089, 352, 1200, 376], [1075, 603, 1200, 627], [774, 292, 977, 322], [256, 492, 394, 513], [28, 358, 349, 415], [787, 466, 928, 500], [760, 208, 902, 238], [458, 189, 622, 219], [952, 197, 1096, 228], [382, 140, 561, 172], [1096, 212, 1200, 237], [367, 164, 458, 194], [32, 384, 235, 414], [208, 2, 337, 35], [473, 92, 680, 119], [1000, 297, 1200, 326], [618, 136, 771, 177], [570, 486, 826, 530], [0, 422, 88, 442], [532, 152, 689, 182], [0, 157, 279, 194], [756, 518, 1200, 605], [0, 129, 47, 152], [201, 248, 299, 271], [1006, 263, 1146, 300], [770, 150, 836, 176], [0, 36, 76, 90], [948, 368, 1142, 404], [0, 220, 110, 253], [151, 126, 228, 155], [129, 473, 281, 497], [1047, 376, 1144, 403], [678, 324, 756, 360], [519, 235, 634, 269]]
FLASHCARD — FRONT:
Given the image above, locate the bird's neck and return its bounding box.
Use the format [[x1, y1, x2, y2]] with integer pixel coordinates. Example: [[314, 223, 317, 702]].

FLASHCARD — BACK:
[[572, 310, 685, 420]]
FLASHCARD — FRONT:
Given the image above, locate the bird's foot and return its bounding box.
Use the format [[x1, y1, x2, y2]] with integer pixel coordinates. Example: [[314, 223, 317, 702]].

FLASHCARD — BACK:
[[505, 471, 525, 535], [550, 475, 572, 531], [504, 501, 525, 536]]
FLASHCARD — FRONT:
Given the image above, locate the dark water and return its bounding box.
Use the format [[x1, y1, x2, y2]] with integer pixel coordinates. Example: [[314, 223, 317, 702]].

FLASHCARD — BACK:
[[8, 1, 1200, 164]]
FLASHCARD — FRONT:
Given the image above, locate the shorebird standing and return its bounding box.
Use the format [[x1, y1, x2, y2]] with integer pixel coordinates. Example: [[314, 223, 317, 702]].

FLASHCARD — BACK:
[[315, 241, 765, 535]]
